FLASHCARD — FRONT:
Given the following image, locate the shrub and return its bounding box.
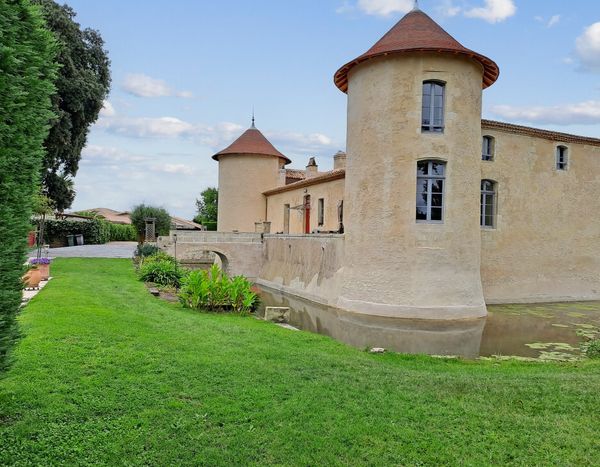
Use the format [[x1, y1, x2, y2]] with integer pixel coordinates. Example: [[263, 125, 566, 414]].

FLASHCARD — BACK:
[[44, 218, 111, 246], [130, 204, 171, 240], [142, 250, 178, 265], [134, 243, 160, 258], [139, 259, 183, 288], [108, 223, 137, 241], [585, 340, 600, 359], [179, 264, 258, 314]]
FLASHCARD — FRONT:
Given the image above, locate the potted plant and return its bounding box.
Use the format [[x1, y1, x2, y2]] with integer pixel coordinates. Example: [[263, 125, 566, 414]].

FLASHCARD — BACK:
[[23, 264, 42, 290], [30, 257, 51, 281]]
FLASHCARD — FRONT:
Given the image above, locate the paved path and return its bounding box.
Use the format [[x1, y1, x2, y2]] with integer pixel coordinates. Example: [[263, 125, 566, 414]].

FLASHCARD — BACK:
[[40, 241, 138, 258]]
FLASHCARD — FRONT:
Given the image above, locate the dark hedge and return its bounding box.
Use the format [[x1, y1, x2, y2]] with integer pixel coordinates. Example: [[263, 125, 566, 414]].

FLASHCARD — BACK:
[[0, 0, 58, 371]]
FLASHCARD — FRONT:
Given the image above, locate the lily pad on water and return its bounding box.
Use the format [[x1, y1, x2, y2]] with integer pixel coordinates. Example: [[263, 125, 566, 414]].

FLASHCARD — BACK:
[[538, 351, 581, 362], [525, 342, 578, 352]]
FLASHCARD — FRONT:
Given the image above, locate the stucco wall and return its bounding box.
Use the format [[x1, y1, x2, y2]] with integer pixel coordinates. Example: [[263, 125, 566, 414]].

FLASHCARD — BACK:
[[265, 178, 345, 234], [479, 129, 600, 303], [217, 154, 282, 233], [338, 53, 487, 319], [257, 234, 344, 306]]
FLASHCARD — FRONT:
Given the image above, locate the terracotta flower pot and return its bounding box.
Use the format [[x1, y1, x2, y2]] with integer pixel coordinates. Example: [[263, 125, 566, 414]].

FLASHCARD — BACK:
[[38, 263, 50, 281], [23, 269, 42, 289]]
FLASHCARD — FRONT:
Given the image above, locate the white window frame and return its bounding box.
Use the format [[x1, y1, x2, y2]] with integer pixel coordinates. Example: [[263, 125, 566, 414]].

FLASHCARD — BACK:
[[556, 145, 568, 170], [482, 136, 494, 161], [421, 81, 445, 133], [480, 180, 497, 229], [416, 160, 446, 223]]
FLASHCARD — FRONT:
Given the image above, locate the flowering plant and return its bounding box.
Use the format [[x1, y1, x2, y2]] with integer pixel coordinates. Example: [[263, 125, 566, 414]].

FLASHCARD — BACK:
[[29, 257, 52, 265]]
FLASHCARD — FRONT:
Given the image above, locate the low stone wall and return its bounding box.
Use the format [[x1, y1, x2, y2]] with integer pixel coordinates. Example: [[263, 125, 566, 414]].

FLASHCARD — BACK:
[[158, 231, 264, 279], [256, 234, 345, 306]]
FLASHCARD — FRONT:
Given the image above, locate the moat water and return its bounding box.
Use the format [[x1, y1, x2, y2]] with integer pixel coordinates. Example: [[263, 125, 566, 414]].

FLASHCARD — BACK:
[[256, 287, 600, 360]]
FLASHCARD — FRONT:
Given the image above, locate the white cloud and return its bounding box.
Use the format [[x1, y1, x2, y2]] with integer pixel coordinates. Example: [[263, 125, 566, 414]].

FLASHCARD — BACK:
[[437, 0, 461, 17], [492, 100, 600, 125], [547, 15, 560, 28], [576, 22, 600, 72], [465, 0, 516, 24], [81, 145, 146, 163], [98, 116, 197, 138], [356, 0, 413, 17], [99, 100, 116, 117], [151, 163, 195, 176], [122, 73, 194, 98]]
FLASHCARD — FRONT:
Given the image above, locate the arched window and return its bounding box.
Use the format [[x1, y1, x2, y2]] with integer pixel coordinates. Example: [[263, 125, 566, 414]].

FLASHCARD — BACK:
[[481, 180, 497, 228], [482, 135, 495, 161], [556, 145, 568, 170], [416, 160, 446, 222], [422, 81, 445, 133]]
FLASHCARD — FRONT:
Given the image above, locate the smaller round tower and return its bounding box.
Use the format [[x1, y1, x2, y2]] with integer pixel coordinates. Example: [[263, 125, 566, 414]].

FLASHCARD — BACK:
[[213, 120, 290, 232]]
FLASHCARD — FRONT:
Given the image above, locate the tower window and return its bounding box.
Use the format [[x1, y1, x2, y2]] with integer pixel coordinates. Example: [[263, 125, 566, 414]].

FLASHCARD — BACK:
[[556, 146, 568, 170], [482, 136, 495, 161], [318, 198, 324, 226], [416, 160, 446, 222], [481, 180, 497, 228], [422, 81, 445, 133]]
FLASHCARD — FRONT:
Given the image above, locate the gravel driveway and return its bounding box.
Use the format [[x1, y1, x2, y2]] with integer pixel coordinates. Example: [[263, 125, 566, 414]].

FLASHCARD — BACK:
[[39, 241, 138, 259]]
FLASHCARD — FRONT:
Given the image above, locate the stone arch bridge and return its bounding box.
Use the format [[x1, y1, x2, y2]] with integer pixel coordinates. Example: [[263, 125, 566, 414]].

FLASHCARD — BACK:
[[158, 231, 263, 279]]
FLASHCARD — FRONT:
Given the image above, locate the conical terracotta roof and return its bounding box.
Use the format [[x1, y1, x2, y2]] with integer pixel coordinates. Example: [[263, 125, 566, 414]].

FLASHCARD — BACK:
[[212, 124, 291, 164], [334, 9, 499, 92]]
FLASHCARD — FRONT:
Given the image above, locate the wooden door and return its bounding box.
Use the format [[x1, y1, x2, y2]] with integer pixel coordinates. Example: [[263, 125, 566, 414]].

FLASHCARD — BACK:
[[304, 195, 311, 234]]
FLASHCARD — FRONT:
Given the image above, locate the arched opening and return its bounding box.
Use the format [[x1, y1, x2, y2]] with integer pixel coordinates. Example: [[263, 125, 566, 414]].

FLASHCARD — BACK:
[[178, 248, 230, 275]]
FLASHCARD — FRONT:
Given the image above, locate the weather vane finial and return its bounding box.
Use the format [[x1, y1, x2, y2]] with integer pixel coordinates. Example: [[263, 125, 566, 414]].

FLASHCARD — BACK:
[[251, 106, 256, 128], [413, 0, 420, 11]]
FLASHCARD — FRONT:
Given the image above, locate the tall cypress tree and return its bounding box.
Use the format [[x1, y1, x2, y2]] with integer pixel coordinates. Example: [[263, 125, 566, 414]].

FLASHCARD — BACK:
[[0, 0, 58, 371]]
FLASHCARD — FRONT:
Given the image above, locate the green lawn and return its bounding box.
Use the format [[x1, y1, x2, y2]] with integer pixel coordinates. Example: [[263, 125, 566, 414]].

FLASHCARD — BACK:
[[1, 259, 599, 465]]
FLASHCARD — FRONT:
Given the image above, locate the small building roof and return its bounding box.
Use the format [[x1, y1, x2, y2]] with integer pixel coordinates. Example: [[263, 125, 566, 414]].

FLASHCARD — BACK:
[[212, 124, 291, 164], [334, 8, 499, 93], [263, 169, 346, 196]]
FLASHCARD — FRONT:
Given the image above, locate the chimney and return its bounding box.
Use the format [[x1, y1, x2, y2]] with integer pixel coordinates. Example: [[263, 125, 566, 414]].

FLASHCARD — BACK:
[[305, 157, 318, 178], [333, 150, 347, 170]]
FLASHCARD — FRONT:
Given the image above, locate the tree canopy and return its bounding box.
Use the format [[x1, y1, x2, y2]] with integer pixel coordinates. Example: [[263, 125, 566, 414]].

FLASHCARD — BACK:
[[33, 0, 111, 212], [130, 205, 172, 240], [194, 188, 218, 227], [0, 0, 58, 371]]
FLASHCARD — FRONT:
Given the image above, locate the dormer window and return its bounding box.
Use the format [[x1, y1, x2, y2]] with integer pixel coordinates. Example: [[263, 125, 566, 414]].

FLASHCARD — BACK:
[[556, 145, 568, 170], [482, 136, 495, 161], [422, 81, 445, 133]]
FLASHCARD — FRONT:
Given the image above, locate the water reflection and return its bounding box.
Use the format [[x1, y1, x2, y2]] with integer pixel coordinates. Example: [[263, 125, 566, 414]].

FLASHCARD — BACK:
[[257, 287, 485, 359], [257, 287, 600, 360]]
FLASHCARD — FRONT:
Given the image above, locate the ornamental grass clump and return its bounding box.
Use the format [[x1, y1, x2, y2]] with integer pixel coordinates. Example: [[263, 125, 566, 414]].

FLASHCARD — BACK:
[[179, 264, 258, 314], [138, 258, 183, 288]]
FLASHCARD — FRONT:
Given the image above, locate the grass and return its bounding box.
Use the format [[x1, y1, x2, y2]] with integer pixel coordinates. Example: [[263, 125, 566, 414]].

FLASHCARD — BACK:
[[1, 258, 599, 465]]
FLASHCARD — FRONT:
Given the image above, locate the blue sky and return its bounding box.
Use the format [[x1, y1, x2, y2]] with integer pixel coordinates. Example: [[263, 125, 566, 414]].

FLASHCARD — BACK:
[[67, 0, 600, 218]]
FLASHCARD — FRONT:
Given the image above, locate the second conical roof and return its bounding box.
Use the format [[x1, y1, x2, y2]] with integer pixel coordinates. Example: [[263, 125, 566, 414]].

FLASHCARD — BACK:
[[212, 125, 291, 164]]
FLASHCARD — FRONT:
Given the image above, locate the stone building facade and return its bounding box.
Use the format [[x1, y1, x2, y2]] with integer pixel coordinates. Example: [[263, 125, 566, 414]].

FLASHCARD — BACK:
[[183, 7, 600, 318]]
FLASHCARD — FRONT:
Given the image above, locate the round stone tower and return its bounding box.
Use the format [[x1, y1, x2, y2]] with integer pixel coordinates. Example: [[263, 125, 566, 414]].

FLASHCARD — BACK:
[[213, 120, 290, 232], [334, 7, 499, 319]]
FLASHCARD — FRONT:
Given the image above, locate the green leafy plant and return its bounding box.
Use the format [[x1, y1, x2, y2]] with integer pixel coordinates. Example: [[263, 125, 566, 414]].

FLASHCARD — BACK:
[[134, 243, 160, 258], [142, 250, 178, 265], [107, 223, 137, 241], [139, 259, 183, 288], [585, 339, 600, 359], [178, 264, 257, 314]]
